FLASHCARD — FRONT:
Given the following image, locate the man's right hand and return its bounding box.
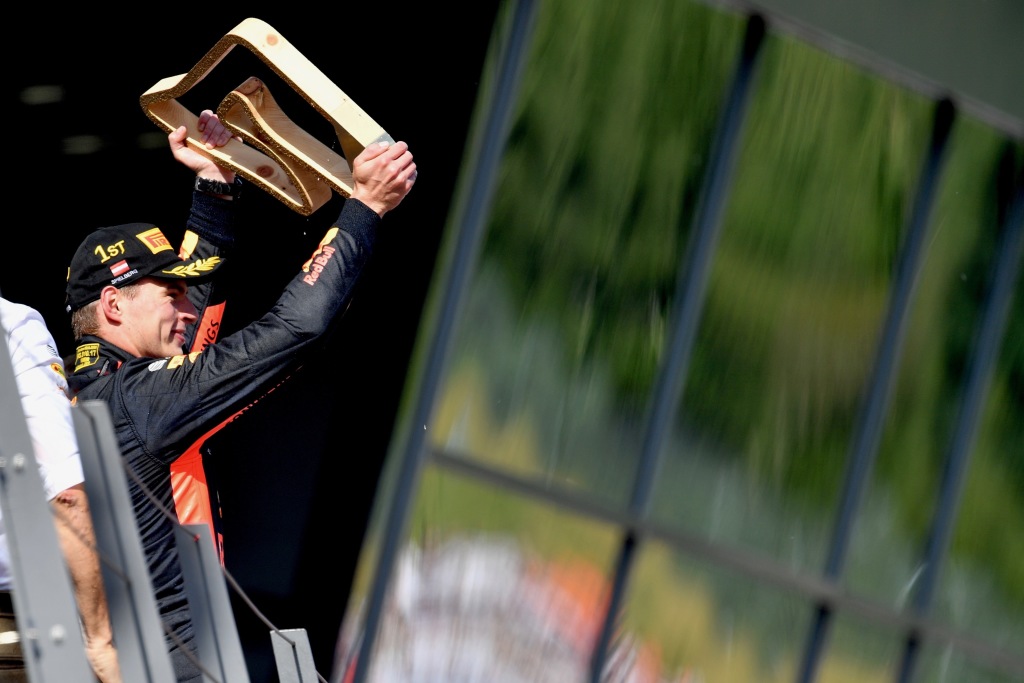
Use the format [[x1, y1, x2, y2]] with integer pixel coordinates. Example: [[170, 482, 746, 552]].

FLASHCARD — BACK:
[[168, 109, 237, 184], [349, 140, 417, 217]]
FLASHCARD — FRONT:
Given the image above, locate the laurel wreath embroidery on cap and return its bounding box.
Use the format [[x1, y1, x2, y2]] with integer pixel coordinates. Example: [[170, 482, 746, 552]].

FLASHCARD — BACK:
[[161, 256, 223, 277]]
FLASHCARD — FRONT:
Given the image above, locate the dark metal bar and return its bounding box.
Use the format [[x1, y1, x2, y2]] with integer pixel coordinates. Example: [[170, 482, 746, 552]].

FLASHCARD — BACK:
[[896, 154, 1023, 683], [797, 97, 957, 683], [346, 2, 539, 682], [588, 13, 767, 683], [429, 445, 1024, 680]]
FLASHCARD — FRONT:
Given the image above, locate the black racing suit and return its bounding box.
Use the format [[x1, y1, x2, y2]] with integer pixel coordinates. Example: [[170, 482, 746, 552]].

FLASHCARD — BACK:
[[68, 189, 382, 680]]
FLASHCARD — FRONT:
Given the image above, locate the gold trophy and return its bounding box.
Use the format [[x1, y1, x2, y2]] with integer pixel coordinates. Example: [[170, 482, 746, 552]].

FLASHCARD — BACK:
[[141, 18, 394, 216]]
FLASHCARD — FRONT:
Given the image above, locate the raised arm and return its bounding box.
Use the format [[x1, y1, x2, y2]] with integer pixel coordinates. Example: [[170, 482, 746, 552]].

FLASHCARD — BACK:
[[115, 139, 418, 459]]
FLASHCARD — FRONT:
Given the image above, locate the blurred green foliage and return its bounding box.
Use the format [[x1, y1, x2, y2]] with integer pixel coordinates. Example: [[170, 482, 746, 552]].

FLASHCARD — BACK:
[[480, 0, 1023, 605]]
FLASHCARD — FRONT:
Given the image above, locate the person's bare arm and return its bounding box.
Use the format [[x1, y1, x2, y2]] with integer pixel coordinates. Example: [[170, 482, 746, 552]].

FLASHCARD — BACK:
[[52, 484, 122, 683]]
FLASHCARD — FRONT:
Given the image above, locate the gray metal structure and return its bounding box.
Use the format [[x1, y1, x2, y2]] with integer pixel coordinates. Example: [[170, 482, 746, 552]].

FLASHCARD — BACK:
[[747, 0, 1023, 137]]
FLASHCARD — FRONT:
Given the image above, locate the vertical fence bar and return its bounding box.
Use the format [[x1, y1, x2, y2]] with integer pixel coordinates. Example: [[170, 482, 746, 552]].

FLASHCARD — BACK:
[[175, 524, 250, 683], [345, 1, 539, 681], [588, 13, 766, 683], [796, 97, 957, 683], [895, 154, 1023, 683], [73, 401, 177, 683]]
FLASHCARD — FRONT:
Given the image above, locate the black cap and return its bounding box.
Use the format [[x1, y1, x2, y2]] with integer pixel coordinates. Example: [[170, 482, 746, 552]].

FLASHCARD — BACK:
[[65, 223, 224, 313]]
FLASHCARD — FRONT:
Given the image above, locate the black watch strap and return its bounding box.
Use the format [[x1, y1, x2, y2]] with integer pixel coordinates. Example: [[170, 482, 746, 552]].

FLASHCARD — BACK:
[[194, 175, 243, 197]]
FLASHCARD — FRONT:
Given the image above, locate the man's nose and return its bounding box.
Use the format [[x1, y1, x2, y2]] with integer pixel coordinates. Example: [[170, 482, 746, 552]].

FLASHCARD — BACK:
[[180, 298, 199, 320]]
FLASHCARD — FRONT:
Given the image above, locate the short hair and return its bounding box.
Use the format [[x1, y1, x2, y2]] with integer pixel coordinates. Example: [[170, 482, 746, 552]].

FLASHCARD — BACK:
[[70, 283, 142, 340]]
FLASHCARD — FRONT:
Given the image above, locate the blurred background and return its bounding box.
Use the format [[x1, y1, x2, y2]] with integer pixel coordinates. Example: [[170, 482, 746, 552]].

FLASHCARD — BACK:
[[8, 1, 1023, 682]]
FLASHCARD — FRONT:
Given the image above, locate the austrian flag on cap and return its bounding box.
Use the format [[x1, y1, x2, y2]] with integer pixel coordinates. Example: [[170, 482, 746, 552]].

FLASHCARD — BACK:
[[65, 222, 225, 314]]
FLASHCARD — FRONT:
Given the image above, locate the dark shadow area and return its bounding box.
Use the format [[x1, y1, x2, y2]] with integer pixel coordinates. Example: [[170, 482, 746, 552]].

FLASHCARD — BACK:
[[10, 7, 502, 682]]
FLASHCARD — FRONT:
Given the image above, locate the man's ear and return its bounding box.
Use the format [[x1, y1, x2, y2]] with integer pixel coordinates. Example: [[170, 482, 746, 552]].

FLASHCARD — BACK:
[[97, 286, 123, 322]]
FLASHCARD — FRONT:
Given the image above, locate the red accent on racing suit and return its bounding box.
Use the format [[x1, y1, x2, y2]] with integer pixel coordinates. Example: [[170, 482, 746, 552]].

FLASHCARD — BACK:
[[68, 189, 381, 675]]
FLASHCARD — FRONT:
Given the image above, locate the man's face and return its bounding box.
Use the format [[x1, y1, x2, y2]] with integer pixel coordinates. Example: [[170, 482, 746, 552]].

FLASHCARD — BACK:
[[117, 277, 198, 358]]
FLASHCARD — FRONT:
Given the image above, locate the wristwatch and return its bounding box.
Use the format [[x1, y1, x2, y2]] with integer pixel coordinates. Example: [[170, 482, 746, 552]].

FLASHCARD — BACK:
[[194, 175, 243, 197]]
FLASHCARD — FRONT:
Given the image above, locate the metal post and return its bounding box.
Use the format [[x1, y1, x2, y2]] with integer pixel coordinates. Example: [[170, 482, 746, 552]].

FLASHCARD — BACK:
[[797, 97, 956, 683], [345, 1, 539, 681], [895, 154, 1023, 683], [588, 13, 766, 682]]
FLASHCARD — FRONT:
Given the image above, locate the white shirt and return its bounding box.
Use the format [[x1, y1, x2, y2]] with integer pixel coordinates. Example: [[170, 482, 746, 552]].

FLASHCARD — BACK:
[[0, 297, 84, 590]]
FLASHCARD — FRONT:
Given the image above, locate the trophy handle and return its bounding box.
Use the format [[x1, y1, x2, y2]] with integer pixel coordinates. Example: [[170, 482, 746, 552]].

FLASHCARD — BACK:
[[140, 17, 393, 216]]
